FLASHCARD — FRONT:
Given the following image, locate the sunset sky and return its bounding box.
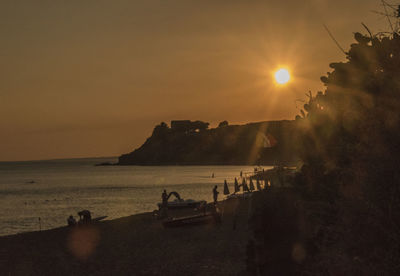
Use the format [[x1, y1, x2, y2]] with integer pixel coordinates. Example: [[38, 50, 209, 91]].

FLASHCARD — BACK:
[[0, 0, 389, 161]]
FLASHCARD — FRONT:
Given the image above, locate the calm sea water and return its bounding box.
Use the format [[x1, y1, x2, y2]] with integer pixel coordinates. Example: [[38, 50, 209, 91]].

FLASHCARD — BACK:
[[0, 157, 270, 236]]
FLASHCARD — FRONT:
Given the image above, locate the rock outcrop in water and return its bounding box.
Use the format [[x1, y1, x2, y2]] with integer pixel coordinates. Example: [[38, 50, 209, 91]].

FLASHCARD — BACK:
[[118, 120, 299, 165]]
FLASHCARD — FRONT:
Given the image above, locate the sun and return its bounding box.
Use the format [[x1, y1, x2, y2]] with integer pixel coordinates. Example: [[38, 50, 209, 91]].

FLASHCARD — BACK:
[[274, 68, 290, 85]]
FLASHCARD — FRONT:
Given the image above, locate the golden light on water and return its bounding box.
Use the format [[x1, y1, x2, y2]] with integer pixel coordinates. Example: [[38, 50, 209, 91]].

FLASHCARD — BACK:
[[274, 68, 290, 84]]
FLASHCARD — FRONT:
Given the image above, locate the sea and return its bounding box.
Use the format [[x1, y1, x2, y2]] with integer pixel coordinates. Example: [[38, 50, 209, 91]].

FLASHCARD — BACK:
[[0, 157, 271, 236]]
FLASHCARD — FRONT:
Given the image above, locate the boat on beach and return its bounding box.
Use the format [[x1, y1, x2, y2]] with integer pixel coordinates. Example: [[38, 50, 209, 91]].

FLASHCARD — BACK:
[[162, 212, 221, 228], [157, 199, 206, 210], [157, 191, 206, 210]]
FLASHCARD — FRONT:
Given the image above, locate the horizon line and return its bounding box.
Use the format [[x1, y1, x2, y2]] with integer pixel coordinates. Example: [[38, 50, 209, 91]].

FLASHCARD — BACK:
[[0, 156, 118, 163]]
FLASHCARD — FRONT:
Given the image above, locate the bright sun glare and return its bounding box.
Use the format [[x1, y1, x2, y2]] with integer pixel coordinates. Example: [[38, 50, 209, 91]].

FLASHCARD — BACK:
[[274, 68, 290, 84]]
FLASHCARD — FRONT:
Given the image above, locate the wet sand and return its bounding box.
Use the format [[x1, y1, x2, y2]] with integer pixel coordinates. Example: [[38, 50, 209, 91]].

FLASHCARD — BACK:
[[0, 199, 250, 275]]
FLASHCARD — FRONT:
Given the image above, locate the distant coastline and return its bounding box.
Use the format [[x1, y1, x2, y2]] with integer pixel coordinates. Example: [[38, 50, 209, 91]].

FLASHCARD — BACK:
[[0, 156, 118, 164]]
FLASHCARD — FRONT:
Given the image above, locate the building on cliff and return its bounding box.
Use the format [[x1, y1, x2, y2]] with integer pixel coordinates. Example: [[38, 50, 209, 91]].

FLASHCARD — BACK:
[[171, 120, 209, 133]]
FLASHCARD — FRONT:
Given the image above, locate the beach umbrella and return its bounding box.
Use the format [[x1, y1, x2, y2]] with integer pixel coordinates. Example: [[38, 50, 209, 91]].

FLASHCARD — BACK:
[[242, 178, 249, 192], [223, 180, 230, 195], [234, 178, 240, 193], [256, 179, 262, 191], [249, 178, 255, 191]]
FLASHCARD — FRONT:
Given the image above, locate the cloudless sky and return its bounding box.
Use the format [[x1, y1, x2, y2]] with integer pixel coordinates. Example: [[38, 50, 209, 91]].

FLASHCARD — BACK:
[[0, 0, 390, 161]]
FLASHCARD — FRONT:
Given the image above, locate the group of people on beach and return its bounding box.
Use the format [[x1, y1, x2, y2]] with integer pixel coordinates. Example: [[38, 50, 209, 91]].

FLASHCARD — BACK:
[[67, 209, 92, 226]]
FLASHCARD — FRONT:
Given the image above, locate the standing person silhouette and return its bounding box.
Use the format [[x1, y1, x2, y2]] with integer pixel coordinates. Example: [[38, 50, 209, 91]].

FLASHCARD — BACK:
[[160, 189, 168, 218], [162, 189, 168, 206], [213, 185, 219, 205]]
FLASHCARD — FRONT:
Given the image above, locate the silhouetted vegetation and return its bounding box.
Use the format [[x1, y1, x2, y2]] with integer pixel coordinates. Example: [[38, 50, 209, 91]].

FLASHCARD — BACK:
[[248, 24, 400, 274], [298, 31, 400, 274]]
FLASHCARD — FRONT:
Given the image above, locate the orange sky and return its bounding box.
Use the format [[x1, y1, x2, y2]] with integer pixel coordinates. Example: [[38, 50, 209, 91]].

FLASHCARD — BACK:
[[0, 0, 389, 161]]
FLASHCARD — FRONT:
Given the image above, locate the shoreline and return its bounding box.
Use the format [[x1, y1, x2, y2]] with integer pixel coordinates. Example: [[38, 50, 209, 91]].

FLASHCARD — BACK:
[[0, 199, 251, 275], [0, 212, 152, 239]]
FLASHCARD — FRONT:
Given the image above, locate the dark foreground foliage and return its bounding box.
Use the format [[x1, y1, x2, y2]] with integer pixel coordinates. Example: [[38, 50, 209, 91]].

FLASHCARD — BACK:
[[249, 30, 400, 275], [295, 30, 400, 274]]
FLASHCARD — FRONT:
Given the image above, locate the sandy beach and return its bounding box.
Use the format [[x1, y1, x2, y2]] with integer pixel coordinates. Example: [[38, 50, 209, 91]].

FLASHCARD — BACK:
[[0, 199, 250, 275]]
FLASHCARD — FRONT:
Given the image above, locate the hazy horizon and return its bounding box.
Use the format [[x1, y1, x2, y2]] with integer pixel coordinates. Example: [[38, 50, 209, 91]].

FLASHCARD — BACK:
[[1, 0, 389, 161], [0, 155, 118, 163]]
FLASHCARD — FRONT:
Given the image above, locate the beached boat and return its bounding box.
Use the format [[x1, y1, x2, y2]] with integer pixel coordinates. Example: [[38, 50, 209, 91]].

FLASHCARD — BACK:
[[162, 213, 221, 228], [157, 191, 206, 210], [157, 199, 206, 210]]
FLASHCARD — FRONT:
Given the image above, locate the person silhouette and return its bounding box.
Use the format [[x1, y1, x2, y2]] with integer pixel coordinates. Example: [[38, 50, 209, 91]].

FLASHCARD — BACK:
[[67, 215, 76, 226], [78, 210, 91, 223], [162, 189, 168, 206], [213, 185, 219, 204], [160, 189, 169, 218]]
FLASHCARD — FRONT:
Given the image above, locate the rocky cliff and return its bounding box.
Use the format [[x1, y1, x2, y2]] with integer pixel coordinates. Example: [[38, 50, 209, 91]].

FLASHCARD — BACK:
[[118, 120, 299, 165]]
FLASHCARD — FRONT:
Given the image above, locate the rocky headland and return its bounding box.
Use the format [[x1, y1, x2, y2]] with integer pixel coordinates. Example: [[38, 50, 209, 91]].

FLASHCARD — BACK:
[[118, 120, 299, 165]]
